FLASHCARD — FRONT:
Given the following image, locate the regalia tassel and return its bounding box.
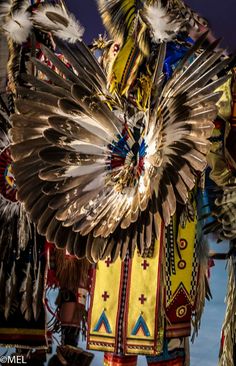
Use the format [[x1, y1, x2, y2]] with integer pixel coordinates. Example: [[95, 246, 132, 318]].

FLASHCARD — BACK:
[[191, 253, 210, 341], [192, 196, 211, 340], [0, 1, 32, 45], [55, 249, 90, 292], [219, 255, 236, 366]]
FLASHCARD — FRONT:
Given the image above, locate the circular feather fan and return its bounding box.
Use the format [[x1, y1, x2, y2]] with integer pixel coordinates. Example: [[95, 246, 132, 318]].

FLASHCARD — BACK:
[[10, 34, 230, 262]]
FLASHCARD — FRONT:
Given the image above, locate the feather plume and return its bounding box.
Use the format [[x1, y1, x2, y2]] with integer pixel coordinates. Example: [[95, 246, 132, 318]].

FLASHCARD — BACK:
[[20, 261, 33, 321], [144, 2, 182, 43], [97, 0, 150, 89], [1, 6, 32, 44], [97, 0, 143, 44], [170, 0, 208, 31], [32, 4, 84, 44]]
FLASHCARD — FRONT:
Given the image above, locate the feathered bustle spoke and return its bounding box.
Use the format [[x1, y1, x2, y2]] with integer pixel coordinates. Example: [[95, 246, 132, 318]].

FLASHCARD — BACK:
[[10, 32, 230, 261]]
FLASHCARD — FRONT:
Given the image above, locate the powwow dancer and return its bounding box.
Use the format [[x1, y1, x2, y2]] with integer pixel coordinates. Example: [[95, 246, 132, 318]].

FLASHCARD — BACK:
[[0, 0, 234, 365]]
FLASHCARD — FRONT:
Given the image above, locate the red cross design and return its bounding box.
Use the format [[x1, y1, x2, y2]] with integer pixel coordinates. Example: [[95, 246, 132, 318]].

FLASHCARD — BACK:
[[141, 260, 150, 270], [105, 258, 112, 267], [102, 291, 110, 301], [139, 294, 147, 305]]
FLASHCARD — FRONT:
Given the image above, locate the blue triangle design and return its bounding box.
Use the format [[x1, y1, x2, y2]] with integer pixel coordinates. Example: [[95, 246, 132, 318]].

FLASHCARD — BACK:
[[131, 315, 150, 337], [93, 311, 112, 334]]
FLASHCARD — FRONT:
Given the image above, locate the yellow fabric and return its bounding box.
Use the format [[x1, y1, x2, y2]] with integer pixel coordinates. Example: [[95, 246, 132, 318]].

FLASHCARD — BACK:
[[88, 220, 164, 355], [165, 211, 198, 338], [207, 75, 234, 186], [109, 37, 144, 95], [126, 230, 164, 355], [169, 216, 197, 306], [88, 257, 122, 352], [216, 75, 233, 121]]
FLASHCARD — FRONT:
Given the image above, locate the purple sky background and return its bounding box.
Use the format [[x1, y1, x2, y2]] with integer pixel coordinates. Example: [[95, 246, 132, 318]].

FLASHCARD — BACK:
[[66, 0, 236, 52]]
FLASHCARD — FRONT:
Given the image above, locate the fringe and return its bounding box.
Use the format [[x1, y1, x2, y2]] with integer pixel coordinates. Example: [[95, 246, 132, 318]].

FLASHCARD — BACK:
[[219, 256, 236, 366], [192, 188, 211, 341], [184, 337, 190, 366], [55, 249, 90, 292], [191, 234, 209, 341]]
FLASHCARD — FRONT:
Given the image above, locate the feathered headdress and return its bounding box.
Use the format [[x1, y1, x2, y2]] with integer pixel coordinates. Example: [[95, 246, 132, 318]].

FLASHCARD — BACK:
[[0, 1, 32, 44], [32, 3, 84, 44], [97, 0, 209, 94]]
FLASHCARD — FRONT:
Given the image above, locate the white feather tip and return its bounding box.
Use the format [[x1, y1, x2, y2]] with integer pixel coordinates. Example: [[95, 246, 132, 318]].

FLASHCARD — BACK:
[[1, 8, 32, 44], [144, 3, 182, 43], [32, 4, 84, 44]]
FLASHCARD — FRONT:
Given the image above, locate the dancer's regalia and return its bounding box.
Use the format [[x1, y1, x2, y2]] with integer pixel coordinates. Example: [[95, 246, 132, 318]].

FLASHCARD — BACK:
[[205, 68, 236, 366], [0, 0, 234, 365], [0, 2, 94, 364], [0, 1, 48, 354]]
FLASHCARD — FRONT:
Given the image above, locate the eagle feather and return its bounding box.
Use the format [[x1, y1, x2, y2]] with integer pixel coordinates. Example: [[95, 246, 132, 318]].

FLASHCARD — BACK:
[[32, 4, 84, 44], [10, 32, 230, 262]]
